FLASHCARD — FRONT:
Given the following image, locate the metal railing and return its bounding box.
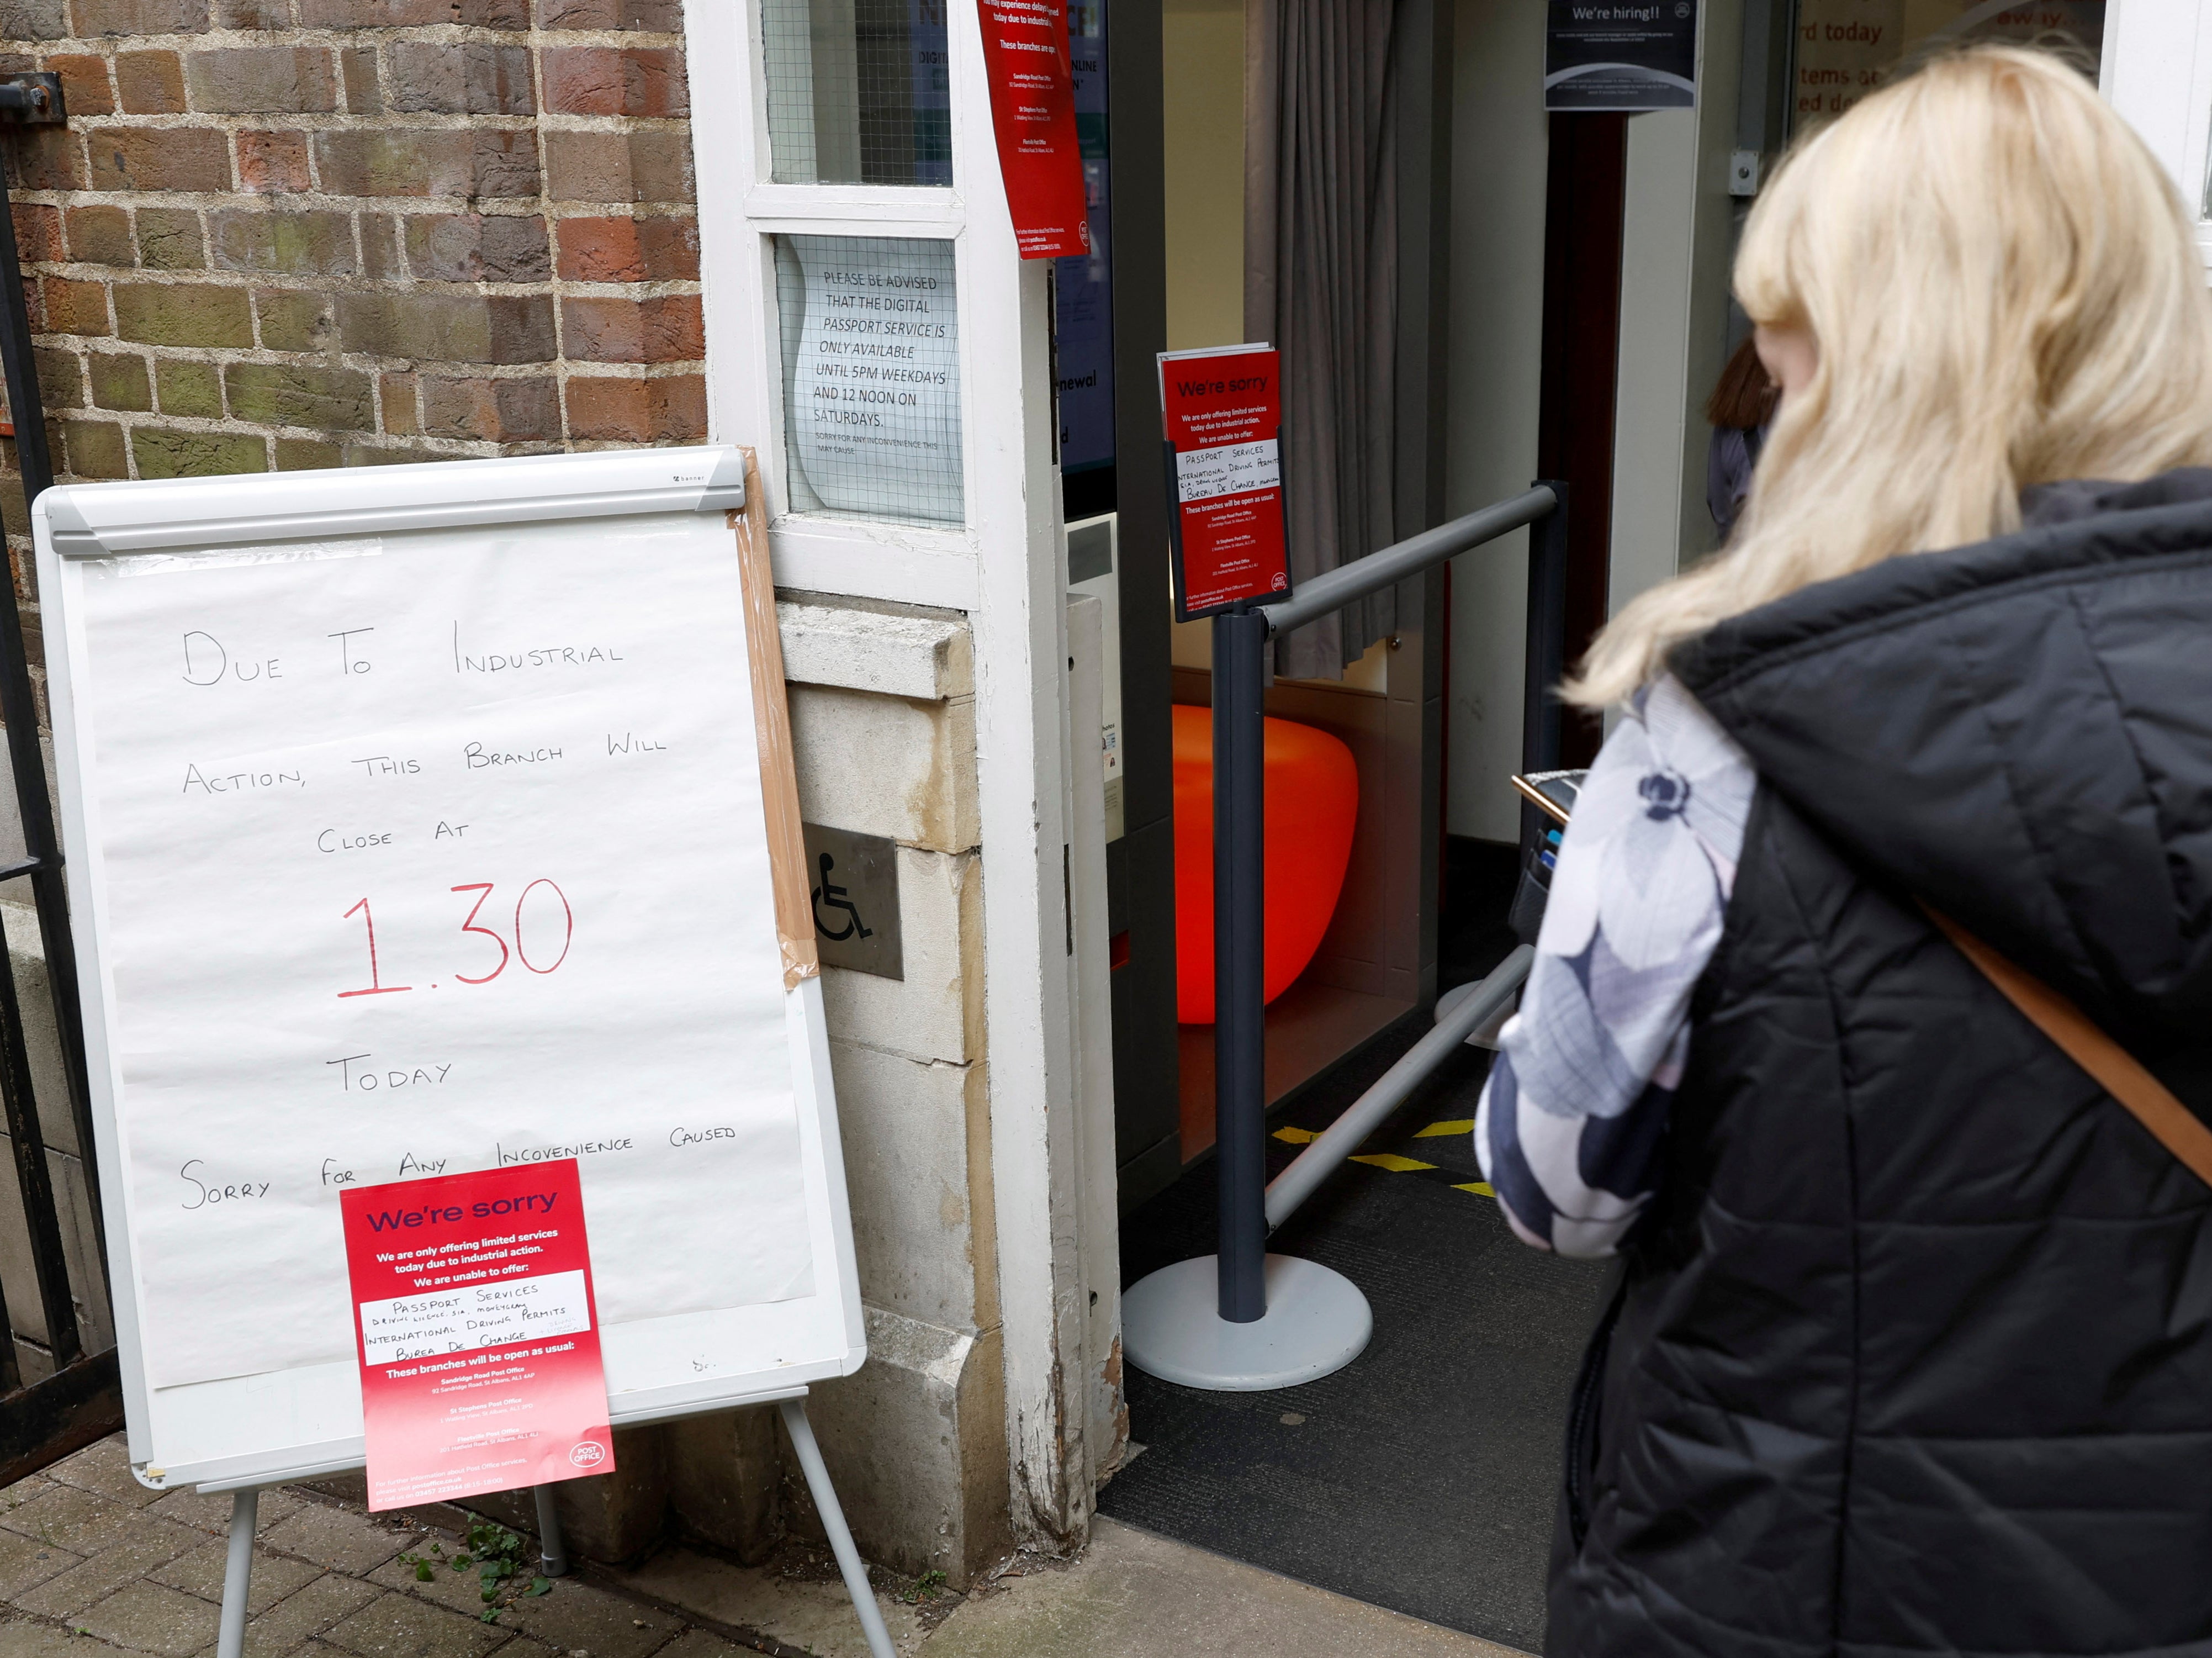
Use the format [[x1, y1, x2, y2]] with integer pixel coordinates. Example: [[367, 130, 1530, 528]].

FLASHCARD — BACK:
[[0, 85, 124, 1482], [1208, 481, 1569, 1323]]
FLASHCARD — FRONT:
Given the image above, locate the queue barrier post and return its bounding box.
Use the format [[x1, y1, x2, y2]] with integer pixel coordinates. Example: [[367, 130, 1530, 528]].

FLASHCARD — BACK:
[[1123, 484, 1567, 1392]]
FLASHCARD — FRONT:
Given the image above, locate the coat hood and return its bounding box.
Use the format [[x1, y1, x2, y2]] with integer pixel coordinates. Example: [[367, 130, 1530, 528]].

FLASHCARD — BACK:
[[1673, 470, 2212, 1090]]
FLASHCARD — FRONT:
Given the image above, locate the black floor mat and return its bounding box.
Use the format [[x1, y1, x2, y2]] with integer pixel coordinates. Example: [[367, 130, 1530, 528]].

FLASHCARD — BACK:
[[1101, 857, 1610, 1654]]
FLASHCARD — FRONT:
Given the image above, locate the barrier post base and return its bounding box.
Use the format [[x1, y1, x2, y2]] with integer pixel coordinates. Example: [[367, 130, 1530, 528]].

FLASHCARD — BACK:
[[1121, 1254, 1372, 1391]]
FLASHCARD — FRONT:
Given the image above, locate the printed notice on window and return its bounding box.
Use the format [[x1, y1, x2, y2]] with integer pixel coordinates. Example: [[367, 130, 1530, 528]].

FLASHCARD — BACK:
[[343, 1160, 615, 1511], [1159, 345, 1291, 619], [779, 235, 964, 525]]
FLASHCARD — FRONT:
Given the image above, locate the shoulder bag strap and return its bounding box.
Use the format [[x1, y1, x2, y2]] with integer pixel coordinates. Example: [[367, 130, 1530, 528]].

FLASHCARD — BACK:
[[1922, 902, 2212, 1189]]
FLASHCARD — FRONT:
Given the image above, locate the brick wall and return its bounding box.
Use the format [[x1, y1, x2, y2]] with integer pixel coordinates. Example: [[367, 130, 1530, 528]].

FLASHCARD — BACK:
[[0, 0, 706, 498]]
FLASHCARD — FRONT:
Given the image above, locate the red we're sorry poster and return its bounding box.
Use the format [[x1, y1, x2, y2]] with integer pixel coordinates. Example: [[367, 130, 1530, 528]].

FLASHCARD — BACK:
[[977, 0, 1089, 257], [1160, 344, 1290, 619], [341, 1160, 614, 1511]]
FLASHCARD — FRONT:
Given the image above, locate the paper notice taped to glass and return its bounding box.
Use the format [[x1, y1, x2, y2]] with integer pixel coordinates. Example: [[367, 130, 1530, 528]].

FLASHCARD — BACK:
[[779, 235, 964, 525]]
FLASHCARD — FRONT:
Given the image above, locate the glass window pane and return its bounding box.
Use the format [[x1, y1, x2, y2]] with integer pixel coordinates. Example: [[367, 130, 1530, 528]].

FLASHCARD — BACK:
[[1790, 0, 2103, 130], [775, 235, 965, 525], [762, 0, 952, 185]]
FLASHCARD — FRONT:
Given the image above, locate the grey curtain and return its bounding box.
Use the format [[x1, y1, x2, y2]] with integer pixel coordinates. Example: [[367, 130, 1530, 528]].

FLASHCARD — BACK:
[[1244, 0, 1401, 680]]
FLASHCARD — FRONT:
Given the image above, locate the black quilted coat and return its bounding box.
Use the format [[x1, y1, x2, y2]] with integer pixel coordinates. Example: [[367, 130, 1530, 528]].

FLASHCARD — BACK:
[[1546, 472, 2212, 1657]]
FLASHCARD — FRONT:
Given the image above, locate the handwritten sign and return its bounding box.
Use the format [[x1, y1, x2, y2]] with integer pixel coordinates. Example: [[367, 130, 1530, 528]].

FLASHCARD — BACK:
[[343, 1160, 613, 1511], [62, 510, 810, 1392], [1158, 344, 1291, 619]]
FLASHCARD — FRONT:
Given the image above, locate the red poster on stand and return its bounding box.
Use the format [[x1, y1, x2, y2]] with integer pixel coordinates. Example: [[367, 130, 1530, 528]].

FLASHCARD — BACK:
[[977, 0, 1089, 257], [341, 1160, 615, 1512], [1160, 344, 1291, 619]]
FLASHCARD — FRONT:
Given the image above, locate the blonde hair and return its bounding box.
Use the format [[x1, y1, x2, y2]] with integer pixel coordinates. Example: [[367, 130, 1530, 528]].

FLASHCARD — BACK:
[[1568, 45, 2212, 706]]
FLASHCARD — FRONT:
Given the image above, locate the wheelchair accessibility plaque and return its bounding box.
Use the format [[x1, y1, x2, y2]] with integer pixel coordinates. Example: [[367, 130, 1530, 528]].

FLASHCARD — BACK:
[[802, 822, 904, 981]]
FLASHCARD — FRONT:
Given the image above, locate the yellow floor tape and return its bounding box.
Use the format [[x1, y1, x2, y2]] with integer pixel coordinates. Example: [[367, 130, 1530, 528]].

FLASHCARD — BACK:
[[1267, 1124, 1493, 1197]]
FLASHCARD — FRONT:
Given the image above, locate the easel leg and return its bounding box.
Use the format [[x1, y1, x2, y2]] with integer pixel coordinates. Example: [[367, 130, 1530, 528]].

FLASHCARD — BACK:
[[532, 1484, 568, 1577], [216, 1487, 258, 1658], [778, 1397, 896, 1658]]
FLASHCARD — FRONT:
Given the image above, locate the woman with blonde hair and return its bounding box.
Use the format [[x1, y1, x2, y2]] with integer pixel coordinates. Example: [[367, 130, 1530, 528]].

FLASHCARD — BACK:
[[1474, 45, 2212, 1655]]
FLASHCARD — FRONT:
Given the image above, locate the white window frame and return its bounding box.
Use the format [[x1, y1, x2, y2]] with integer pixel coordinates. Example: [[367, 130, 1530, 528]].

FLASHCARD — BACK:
[[678, 0, 1107, 1546], [2103, 0, 2212, 271]]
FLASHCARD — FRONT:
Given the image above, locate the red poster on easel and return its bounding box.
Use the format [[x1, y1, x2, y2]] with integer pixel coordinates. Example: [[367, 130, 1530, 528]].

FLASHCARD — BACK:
[[341, 1160, 615, 1511], [1160, 344, 1291, 619], [977, 0, 1089, 257]]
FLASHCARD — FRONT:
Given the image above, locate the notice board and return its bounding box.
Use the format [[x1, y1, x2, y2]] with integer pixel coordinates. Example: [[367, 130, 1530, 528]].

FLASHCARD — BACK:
[[36, 447, 865, 1492]]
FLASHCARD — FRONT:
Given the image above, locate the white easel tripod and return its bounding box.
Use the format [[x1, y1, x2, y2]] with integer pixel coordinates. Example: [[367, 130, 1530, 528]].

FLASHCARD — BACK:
[[207, 1393, 895, 1658]]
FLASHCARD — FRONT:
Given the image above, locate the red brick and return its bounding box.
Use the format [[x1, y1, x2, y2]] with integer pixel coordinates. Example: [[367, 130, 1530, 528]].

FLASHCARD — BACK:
[[340, 44, 378, 113], [138, 207, 207, 268], [9, 126, 86, 191], [360, 213, 401, 278], [421, 375, 558, 441], [114, 282, 253, 346], [387, 41, 532, 115], [40, 277, 112, 336], [540, 45, 686, 117], [560, 294, 701, 363], [379, 371, 417, 434], [63, 203, 133, 265], [11, 202, 61, 265], [71, 0, 207, 33], [336, 291, 554, 363], [213, 0, 287, 24], [295, 0, 524, 26], [88, 127, 230, 192], [543, 130, 692, 204], [236, 130, 309, 194], [46, 52, 113, 115], [534, 0, 679, 29], [313, 129, 538, 198], [34, 346, 85, 411], [133, 427, 269, 478], [404, 213, 547, 283], [564, 373, 704, 442], [60, 419, 128, 480], [554, 214, 697, 282], [115, 50, 185, 114], [1, 0, 67, 39], [184, 46, 336, 113]]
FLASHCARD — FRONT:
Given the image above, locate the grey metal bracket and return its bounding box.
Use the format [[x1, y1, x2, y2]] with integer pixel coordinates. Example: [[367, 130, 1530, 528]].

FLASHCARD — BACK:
[[0, 74, 65, 126]]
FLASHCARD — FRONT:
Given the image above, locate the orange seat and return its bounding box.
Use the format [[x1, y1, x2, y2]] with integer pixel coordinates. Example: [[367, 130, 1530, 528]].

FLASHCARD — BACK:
[[1171, 703, 1358, 1025]]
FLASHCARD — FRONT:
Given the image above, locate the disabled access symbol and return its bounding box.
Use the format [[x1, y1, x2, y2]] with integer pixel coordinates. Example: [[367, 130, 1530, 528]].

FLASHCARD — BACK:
[[812, 852, 874, 943]]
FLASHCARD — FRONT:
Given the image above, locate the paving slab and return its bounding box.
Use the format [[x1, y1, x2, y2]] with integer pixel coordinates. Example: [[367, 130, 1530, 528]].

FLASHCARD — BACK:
[[151, 1537, 322, 1613], [43, 1444, 165, 1515], [918, 1518, 1529, 1658], [147, 1488, 305, 1540], [475, 1575, 680, 1657], [12, 1518, 207, 1619], [262, 1505, 411, 1578], [0, 1488, 146, 1558], [218, 1572, 385, 1657], [621, 1546, 930, 1658], [0, 1529, 81, 1602], [648, 1631, 756, 1658], [0, 1618, 94, 1656], [317, 1588, 510, 1658], [75, 1580, 224, 1657]]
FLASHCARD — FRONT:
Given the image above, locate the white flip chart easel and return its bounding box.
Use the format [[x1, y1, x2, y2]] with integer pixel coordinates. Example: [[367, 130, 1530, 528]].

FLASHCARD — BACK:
[[34, 446, 893, 1657]]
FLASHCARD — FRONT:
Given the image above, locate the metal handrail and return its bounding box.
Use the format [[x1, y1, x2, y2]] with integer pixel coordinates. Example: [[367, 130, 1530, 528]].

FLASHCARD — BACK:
[[1205, 481, 1570, 1327], [1261, 486, 1559, 637], [1265, 945, 1533, 1229]]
